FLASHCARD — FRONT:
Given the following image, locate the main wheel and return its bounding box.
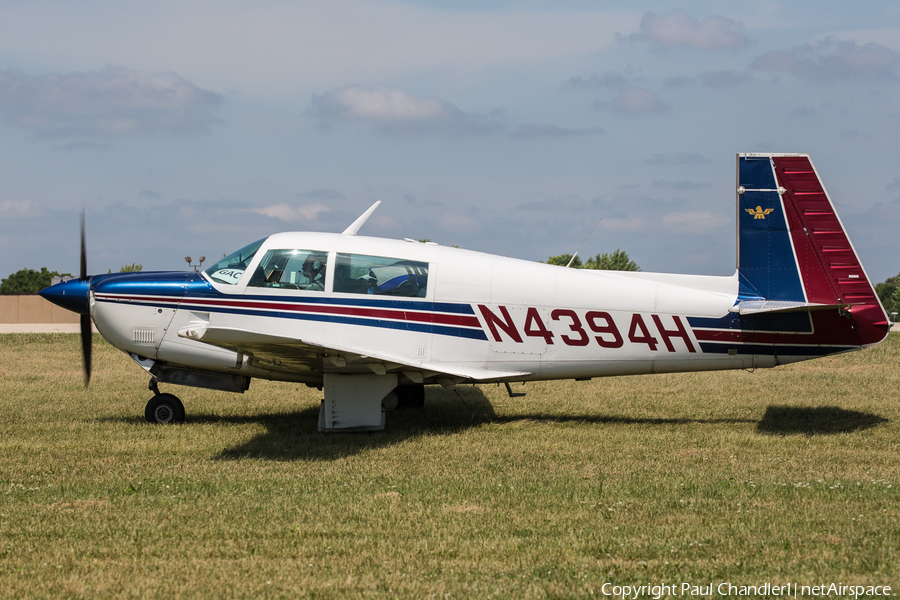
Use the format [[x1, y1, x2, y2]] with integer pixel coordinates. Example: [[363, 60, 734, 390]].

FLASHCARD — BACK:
[[145, 393, 185, 424]]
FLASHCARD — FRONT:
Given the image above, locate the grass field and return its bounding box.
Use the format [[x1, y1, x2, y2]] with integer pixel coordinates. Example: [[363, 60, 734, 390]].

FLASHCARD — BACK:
[[1, 333, 898, 598]]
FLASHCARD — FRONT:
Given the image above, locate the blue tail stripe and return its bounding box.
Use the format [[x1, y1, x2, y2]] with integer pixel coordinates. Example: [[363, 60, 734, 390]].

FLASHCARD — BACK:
[[739, 155, 777, 189], [738, 157, 806, 302]]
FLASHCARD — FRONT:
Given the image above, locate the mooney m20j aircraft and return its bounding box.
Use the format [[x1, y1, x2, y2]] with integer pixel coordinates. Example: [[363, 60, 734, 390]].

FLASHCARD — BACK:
[[41, 153, 889, 431]]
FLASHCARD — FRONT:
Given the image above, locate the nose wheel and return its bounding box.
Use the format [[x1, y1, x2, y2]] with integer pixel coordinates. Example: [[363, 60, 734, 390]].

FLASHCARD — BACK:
[[145, 378, 185, 424]]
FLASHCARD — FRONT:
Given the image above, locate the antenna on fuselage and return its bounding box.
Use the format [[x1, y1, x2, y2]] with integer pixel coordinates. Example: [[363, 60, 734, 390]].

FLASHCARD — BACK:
[[342, 201, 381, 236], [565, 216, 602, 268]]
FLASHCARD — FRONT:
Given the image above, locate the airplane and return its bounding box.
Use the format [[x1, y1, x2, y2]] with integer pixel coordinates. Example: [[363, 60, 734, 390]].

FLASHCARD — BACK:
[[40, 153, 890, 432]]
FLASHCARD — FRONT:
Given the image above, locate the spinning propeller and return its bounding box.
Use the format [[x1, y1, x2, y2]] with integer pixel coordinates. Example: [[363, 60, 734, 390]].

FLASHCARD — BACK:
[[40, 211, 94, 387], [39, 214, 188, 422], [79, 211, 91, 387]]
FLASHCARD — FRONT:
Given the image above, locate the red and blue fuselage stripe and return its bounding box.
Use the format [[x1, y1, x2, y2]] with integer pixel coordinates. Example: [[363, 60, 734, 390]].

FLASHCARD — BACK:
[[92, 272, 488, 341], [687, 312, 858, 356]]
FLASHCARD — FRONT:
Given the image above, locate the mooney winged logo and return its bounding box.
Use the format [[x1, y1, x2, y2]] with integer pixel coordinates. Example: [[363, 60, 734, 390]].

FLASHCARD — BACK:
[[746, 206, 775, 220]]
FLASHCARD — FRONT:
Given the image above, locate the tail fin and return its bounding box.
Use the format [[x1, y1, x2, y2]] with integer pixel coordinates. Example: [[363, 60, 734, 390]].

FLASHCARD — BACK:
[[736, 153, 889, 347]]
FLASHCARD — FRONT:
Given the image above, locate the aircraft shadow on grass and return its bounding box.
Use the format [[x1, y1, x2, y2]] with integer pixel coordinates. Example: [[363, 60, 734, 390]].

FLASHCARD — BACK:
[[755, 405, 888, 436], [162, 390, 887, 462]]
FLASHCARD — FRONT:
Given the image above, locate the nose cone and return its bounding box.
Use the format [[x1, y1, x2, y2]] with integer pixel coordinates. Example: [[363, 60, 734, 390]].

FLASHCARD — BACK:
[[39, 278, 91, 315]]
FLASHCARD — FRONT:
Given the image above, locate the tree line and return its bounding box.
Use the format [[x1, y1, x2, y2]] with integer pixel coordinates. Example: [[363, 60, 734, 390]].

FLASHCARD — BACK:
[[0, 264, 142, 294], [543, 248, 641, 271]]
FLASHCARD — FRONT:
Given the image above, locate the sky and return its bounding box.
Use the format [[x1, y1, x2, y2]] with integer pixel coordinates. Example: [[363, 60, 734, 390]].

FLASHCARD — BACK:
[[2, 0, 900, 284]]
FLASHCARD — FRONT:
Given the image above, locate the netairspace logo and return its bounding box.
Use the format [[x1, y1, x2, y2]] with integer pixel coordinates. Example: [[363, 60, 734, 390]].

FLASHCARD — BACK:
[[599, 582, 892, 599]]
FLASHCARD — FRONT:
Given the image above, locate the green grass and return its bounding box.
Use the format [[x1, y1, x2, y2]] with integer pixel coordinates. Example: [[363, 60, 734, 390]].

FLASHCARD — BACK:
[[1, 333, 898, 598]]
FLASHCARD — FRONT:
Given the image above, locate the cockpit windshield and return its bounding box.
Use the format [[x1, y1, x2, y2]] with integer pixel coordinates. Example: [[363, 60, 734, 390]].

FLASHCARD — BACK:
[[204, 238, 266, 285]]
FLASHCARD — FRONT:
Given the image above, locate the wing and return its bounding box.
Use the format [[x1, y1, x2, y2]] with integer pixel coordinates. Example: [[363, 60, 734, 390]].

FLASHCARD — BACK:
[[177, 324, 530, 383]]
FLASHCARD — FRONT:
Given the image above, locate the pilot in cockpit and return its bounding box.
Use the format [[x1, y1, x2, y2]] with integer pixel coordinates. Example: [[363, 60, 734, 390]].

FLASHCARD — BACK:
[[300, 255, 326, 290]]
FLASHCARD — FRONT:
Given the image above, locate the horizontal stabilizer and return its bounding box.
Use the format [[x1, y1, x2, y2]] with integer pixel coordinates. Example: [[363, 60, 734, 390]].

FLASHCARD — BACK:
[[728, 300, 848, 315]]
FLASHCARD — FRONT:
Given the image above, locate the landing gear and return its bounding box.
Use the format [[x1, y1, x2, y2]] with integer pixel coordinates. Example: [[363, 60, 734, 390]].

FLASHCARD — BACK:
[[145, 393, 185, 424], [145, 378, 185, 424]]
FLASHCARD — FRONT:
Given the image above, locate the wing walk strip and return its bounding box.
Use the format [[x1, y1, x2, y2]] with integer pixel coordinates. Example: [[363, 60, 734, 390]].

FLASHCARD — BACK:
[[93, 293, 489, 341]]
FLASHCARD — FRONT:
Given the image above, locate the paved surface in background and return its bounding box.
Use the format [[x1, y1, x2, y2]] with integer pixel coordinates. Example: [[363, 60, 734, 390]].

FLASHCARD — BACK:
[[0, 324, 98, 333]]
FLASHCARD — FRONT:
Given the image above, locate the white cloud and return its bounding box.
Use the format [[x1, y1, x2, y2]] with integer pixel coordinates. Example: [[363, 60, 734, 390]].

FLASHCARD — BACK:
[[0, 66, 222, 136], [307, 85, 502, 135], [0, 199, 38, 216], [752, 38, 900, 81], [623, 11, 752, 50], [0, 2, 633, 97], [252, 203, 330, 222], [311, 86, 451, 122]]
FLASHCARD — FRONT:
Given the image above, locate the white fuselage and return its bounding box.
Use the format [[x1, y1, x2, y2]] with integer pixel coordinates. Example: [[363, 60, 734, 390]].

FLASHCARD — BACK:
[[91, 232, 776, 387]]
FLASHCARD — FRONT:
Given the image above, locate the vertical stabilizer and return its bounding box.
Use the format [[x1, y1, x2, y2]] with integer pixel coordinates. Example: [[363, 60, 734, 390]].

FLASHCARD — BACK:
[[736, 153, 889, 346]]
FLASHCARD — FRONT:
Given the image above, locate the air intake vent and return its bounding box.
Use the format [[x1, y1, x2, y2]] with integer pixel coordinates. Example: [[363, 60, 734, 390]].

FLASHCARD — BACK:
[[132, 327, 155, 345]]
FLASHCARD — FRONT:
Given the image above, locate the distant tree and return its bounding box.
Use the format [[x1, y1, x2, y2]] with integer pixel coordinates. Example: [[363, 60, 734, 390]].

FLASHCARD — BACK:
[[584, 248, 641, 272], [543, 254, 583, 268], [107, 263, 143, 273], [543, 249, 640, 271], [875, 272, 900, 318], [0, 267, 71, 294]]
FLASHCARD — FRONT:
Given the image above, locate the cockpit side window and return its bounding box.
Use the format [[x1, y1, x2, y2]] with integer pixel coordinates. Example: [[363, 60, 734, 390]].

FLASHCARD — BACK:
[[204, 238, 266, 286], [334, 253, 428, 297], [247, 249, 327, 291]]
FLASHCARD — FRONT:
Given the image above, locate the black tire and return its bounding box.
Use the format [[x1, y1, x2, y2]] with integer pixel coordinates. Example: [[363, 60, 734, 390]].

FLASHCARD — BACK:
[[145, 393, 185, 424]]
